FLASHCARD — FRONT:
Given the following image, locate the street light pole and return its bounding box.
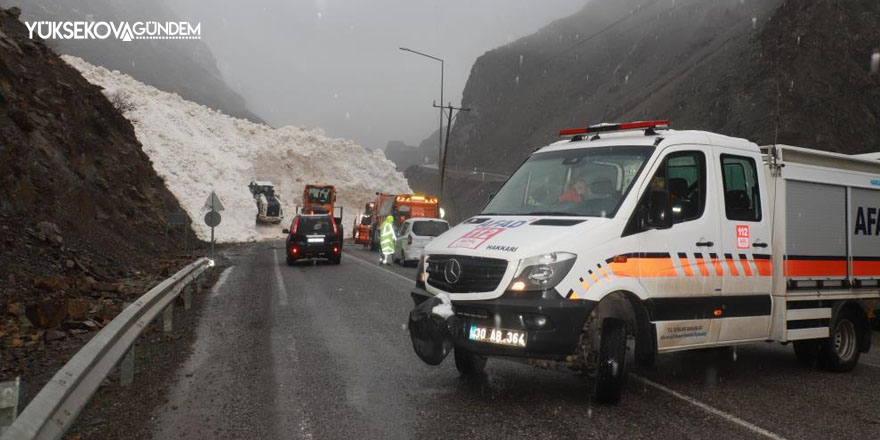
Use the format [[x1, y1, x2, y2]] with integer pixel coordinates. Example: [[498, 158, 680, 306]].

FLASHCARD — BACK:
[[399, 47, 444, 194]]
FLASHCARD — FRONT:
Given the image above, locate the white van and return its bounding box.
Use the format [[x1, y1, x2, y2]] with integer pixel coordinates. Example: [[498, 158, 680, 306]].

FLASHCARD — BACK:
[[410, 120, 880, 404], [394, 218, 450, 267]]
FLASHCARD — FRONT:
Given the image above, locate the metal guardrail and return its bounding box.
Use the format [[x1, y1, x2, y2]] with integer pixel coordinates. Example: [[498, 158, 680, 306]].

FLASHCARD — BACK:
[[1, 258, 212, 440]]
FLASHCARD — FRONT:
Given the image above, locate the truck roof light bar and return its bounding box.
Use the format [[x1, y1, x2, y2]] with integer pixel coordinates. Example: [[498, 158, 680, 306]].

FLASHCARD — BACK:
[[558, 120, 670, 138]]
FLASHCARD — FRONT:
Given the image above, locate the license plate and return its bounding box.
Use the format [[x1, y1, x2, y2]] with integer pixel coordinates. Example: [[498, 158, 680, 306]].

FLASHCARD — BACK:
[[307, 236, 324, 243], [468, 325, 527, 348]]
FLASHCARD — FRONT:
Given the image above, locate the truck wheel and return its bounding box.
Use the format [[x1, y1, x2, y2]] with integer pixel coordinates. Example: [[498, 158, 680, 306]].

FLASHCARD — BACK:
[[793, 340, 820, 364], [286, 257, 296, 266], [331, 256, 341, 265], [818, 309, 861, 372], [595, 318, 627, 404], [454, 347, 486, 376]]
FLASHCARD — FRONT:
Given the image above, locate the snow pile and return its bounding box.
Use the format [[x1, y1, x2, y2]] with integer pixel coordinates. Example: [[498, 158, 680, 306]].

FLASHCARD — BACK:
[[63, 55, 411, 242]]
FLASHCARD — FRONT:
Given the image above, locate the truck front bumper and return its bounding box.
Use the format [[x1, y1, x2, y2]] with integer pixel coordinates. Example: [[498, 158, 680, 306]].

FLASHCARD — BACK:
[[411, 287, 596, 360]]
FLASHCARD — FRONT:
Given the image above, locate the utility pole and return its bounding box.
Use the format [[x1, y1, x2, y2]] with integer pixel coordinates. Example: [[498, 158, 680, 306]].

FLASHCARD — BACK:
[[399, 47, 444, 193], [432, 102, 470, 206]]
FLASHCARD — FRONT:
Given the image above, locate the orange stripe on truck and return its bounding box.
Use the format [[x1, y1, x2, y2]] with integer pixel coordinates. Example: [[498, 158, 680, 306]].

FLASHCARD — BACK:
[[753, 255, 772, 276], [738, 255, 753, 277], [853, 259, 880, 277], [709, 254, 723, 276], [724, 256, 739, 276], [694, 254, 710, 277], [784, 256, 847, 278], [678, 254, 694, 277]]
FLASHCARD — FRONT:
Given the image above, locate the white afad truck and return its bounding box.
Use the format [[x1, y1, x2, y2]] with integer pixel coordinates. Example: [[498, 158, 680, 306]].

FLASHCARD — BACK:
[[409, 120, 880, 404]]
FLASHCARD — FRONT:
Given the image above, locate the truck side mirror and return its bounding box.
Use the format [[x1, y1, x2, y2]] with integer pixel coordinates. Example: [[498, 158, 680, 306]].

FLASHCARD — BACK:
[[647, 190, 673, 229]]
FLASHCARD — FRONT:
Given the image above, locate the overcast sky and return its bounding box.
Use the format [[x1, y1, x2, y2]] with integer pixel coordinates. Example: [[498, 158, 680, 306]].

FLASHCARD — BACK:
[[165, 0, 588, 149]]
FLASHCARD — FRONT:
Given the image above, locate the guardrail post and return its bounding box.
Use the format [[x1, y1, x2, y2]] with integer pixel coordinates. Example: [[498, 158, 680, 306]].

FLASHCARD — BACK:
[[119, 301, 135, 388], [0, 377, 19, 435], [163, 305, 173, 334], [183, 285, 192, 311], [120, 347, 134, 387]]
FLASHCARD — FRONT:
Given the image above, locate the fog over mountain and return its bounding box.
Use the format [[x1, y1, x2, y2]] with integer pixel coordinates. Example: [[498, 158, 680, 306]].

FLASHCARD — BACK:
[[165, 0, 589, 148]]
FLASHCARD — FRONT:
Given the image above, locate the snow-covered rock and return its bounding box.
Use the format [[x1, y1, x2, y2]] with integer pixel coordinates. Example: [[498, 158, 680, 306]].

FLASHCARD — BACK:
[[63, 55, 411, 242]]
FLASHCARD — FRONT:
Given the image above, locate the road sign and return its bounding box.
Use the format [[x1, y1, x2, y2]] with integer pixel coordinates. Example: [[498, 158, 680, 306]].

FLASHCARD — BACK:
[[204, 211, 222, 227], [203, 191, 225, 212]]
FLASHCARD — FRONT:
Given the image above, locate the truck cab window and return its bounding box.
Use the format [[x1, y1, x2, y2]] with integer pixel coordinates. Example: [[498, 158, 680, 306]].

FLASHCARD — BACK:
[[624, 150, 706, 235], [721, 154, 761, 221]]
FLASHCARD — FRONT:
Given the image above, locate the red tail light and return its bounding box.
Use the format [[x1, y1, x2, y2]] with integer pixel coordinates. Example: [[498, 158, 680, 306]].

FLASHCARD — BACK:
[[289, 245, 299, 255], [291, 217, 300, 235], [332, 245, 340, 254], [330, 216, 338, 236]]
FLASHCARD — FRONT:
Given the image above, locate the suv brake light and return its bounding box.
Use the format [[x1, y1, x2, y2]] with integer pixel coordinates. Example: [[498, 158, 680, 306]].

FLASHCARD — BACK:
[[291, 216, 300, 235], [330, 216, 338, 236]]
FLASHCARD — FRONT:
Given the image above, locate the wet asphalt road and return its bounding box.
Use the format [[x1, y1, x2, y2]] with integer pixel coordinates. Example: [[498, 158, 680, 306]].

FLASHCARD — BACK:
[[152, 241, 880, 439]]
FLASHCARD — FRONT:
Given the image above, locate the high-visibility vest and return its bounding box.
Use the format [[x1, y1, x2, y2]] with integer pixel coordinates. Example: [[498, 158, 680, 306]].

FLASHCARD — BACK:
[[380, 222, 396, 254]]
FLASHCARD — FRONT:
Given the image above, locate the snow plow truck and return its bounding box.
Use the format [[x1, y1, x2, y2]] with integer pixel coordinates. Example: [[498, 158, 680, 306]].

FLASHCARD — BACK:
[[248, 181, 283, 224]]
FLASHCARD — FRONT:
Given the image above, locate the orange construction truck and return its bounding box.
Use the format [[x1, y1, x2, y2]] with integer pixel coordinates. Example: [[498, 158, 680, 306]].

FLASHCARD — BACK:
[[303, 184, 336, 215], [353, 202, 374, 246], [369, 193, 439, 250]]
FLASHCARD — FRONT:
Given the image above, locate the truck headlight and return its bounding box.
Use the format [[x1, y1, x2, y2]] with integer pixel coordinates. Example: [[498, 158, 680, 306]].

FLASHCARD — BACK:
[[508, 252, 577, 292]]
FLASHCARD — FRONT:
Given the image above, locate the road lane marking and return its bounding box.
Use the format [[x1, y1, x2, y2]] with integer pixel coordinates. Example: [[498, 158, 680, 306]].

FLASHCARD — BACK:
[[210, 266, 234, 298], [343, 251, 415, 286], [630, 374, 788, 440], [273, 248, 289, 307]]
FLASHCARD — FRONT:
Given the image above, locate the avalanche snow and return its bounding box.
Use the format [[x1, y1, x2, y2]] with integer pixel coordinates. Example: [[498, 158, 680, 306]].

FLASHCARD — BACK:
[[63, 55, 411, 242]]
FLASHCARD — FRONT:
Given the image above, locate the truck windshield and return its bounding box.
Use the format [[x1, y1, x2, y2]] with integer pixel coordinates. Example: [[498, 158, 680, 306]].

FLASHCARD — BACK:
[[308, 187, 332, 204], [482, 145, 654, 217]]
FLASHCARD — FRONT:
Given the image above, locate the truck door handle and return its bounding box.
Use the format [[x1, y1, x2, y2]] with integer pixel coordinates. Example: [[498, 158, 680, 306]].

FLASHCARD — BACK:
[[752, 241, 768, 248], [695, 241, 714, 247]]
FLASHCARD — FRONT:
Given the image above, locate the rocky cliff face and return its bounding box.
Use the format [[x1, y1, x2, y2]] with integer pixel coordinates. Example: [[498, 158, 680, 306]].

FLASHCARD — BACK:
[[0, 6, 193, 353], [442, 0, 880, 220], [2, 0, 264, 123]]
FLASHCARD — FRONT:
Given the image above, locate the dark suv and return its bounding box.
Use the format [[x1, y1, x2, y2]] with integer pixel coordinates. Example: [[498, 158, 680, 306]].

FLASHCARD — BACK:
[[283, 214, 342, 265]]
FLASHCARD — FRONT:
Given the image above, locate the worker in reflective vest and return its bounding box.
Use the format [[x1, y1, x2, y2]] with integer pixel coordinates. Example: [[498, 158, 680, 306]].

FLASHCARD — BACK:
[[380, 215, 396, 265]]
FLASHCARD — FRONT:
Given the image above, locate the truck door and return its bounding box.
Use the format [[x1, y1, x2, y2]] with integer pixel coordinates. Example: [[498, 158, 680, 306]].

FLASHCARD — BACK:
[[713, 148, 773, 343], [631, 145, 722, 350]]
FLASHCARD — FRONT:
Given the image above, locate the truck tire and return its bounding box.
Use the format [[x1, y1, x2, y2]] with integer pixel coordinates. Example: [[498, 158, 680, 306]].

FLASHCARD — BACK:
[[454, 347, 486, 376], [331, 256, 341, 265], [595, 318, 627, 404], [793, 340, 820, 364], [818, 309, 861, 372], [286, 257, 296, 266]]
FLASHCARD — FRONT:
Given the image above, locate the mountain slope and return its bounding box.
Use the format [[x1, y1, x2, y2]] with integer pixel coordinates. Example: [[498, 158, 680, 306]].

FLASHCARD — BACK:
[[3, 0, 264, 123], [0, 7, 193, 304], [443, 0, 880, 220]]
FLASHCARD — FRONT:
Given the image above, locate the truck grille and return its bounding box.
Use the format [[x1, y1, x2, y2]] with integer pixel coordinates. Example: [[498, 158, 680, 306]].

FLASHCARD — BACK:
[[425, 255, 508, 293]]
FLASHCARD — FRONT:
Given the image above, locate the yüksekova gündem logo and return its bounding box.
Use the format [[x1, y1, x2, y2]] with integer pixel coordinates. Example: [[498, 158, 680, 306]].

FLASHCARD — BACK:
[[25, 21, 201, 42]]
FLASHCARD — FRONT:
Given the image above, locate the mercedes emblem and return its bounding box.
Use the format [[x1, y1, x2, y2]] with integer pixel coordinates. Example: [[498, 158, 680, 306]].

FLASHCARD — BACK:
[[444, 258, 462, 284]]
